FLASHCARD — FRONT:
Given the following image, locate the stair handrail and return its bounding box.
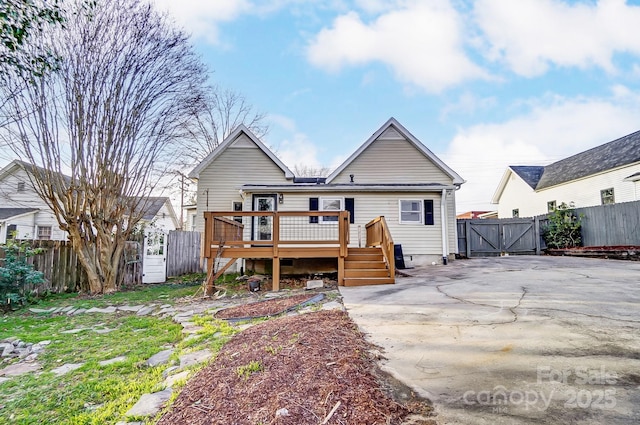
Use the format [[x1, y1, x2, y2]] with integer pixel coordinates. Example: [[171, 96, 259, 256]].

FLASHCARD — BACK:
[[365, 216, 395, 279]]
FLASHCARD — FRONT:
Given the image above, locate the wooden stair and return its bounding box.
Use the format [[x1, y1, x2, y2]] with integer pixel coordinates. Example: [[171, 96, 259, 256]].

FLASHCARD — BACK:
[[342, 247, 395, 286]]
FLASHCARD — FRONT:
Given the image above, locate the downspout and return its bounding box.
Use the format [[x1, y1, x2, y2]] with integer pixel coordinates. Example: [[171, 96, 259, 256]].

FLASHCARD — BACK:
[[441, 189, 448, 265]]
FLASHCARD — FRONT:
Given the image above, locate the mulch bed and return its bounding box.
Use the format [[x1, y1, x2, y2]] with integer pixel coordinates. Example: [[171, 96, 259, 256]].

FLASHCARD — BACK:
[[213, 294, 317, 320], [158, 310, 430, 424]]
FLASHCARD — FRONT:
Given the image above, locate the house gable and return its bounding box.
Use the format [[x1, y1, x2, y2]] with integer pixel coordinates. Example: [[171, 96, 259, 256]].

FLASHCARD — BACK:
[[492, 166, 543, 204], [188, 125, 294, 180], [326, 117, 464, 185]]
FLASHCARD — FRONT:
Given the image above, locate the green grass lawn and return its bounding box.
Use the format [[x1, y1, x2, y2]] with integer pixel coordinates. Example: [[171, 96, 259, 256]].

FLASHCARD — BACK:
[[0, 280, 237, 424]]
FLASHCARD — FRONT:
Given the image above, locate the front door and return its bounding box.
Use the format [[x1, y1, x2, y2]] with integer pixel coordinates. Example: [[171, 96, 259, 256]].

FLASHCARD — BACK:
[[142, 229, 167, 283], [253, 195, 276, 241]]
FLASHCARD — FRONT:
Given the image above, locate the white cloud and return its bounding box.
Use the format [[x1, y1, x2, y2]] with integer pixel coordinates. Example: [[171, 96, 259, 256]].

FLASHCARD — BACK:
[[268, 115, 326, 173], [307, 1, 489, 92], [444, 90, 640, 211], [152, 0, 251, 45], [440, 92, 498, 121], [475, 0, 640, 76]]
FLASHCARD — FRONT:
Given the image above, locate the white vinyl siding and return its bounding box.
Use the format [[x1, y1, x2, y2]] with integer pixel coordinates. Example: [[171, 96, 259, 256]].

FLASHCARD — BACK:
[[497, 163, 640, 218], [263, 191, 454, 257], [331, 135, 453, 185], [0, 166, 67, 241], [194, 136, 291, 232]]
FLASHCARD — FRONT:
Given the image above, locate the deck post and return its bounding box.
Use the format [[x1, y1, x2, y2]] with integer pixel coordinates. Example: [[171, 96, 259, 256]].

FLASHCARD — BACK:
[[272, 257, 280, 291], [338, 256, 345, 286]]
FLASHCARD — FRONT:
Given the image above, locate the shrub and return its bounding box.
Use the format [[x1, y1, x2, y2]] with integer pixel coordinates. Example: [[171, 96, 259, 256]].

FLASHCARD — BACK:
[[0, 239, 45, 310], [542, 202, 582, 249]]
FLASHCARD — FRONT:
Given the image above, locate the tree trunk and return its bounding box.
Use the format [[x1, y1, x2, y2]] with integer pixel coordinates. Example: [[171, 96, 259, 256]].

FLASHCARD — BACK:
[[68, 230, 103, 294]]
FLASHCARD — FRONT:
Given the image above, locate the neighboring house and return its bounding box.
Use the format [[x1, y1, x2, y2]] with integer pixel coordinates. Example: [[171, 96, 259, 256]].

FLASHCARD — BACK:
[[456, 210, 496, 219], [492, 130, 640, 218], [0, 161, 68, 243], [183, 204, 198, 231], [189, 117, 465, 269], [0, 160, 179, 283]]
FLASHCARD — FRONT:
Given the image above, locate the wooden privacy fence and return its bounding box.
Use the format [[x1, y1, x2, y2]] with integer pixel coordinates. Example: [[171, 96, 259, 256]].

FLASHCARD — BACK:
[[166, 230, 203, 277], [0, 230, 202, 294], [458, 199, 640, 257], [575, 201, 640, 246], [457, 217, 544, 257]]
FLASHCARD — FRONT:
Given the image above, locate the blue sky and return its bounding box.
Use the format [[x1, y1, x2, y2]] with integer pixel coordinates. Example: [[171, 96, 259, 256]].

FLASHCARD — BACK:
[[6, 0, 640, 213], [151, 0, 640, 212]]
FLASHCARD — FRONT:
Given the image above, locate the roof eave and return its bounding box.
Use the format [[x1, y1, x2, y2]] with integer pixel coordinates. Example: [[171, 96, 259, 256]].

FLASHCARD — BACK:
[[491, 168, 514, 204], [240, 184, 457, 192]]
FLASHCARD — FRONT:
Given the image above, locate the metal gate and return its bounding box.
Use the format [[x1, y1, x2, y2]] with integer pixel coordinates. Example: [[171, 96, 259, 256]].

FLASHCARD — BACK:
[[457, 218, 542, 257]]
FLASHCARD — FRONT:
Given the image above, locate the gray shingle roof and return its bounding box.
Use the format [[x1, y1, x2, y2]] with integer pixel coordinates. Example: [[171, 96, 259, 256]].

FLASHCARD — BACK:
[[509, 166, 545, 189], [0, 208, 38, 220], [535, 129, 640, 190], [131, 197, 169, 221]]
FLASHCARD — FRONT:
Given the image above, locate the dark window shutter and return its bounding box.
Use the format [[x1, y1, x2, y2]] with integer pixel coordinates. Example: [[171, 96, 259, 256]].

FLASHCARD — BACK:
[[424, 200, 434, 225], [345, 198, 355, 223], [309, 197, 319, 223]]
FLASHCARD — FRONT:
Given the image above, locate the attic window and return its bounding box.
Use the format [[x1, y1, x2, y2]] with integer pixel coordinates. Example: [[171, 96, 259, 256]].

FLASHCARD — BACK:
[[601, 188, 615, 205], [17, 182, 25, 192]]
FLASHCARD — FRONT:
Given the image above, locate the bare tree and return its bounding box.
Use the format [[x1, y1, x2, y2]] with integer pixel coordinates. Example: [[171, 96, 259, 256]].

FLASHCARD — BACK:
[[0, 0, 208, 294], [180, 85, 268, 166], [293, 164, 332, 177]]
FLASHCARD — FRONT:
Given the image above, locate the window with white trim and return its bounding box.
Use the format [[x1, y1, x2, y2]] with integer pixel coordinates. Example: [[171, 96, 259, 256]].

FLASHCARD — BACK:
[[600, 188, 614, 205], [399, 200, 422, 224], [547, 200, 556, 212], [320, 197, 343, 223], [37, 226, 52, 240]]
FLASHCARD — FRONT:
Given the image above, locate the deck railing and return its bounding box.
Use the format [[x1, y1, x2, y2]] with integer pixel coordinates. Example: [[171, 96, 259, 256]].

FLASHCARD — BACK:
[[203, 211, 350, 291], [365, 216, 395, 279]]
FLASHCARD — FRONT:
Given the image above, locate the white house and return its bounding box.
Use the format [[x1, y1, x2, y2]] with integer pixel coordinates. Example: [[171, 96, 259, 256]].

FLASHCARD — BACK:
[[189, 117, 465, 270], [0, 160, 179, 283], [0, 161, 68, 243], [492, 130, 640, 218]]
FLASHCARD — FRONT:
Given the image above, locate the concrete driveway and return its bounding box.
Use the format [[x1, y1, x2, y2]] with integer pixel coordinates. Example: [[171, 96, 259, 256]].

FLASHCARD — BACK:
[[339, 256, 640, 425]]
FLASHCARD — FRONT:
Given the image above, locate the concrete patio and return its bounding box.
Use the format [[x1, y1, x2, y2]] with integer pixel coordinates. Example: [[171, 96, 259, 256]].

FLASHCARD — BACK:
[[340, 256, 640, 425]]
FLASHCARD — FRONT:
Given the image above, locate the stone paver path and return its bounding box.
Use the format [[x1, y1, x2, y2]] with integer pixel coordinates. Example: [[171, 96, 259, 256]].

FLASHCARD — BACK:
[[7, 289, 345, 423]]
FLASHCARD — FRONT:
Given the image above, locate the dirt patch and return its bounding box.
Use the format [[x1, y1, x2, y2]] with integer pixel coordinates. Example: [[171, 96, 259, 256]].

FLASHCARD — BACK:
[[158, 310, 432, 424], [213, 293, 318, 320]]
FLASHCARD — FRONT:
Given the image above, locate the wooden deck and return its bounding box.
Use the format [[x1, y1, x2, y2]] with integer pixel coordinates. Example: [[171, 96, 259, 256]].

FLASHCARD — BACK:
[[202, 211, 395, 292]]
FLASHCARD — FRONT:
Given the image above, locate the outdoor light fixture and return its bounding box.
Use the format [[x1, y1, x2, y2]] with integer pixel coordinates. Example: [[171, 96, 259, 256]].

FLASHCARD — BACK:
[[278, 193, 284, 204]]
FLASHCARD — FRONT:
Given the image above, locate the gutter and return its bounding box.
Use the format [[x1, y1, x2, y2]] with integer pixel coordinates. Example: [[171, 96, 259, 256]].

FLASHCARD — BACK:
[[441, 189, 448, 265], [240, 184, 458, 192]]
